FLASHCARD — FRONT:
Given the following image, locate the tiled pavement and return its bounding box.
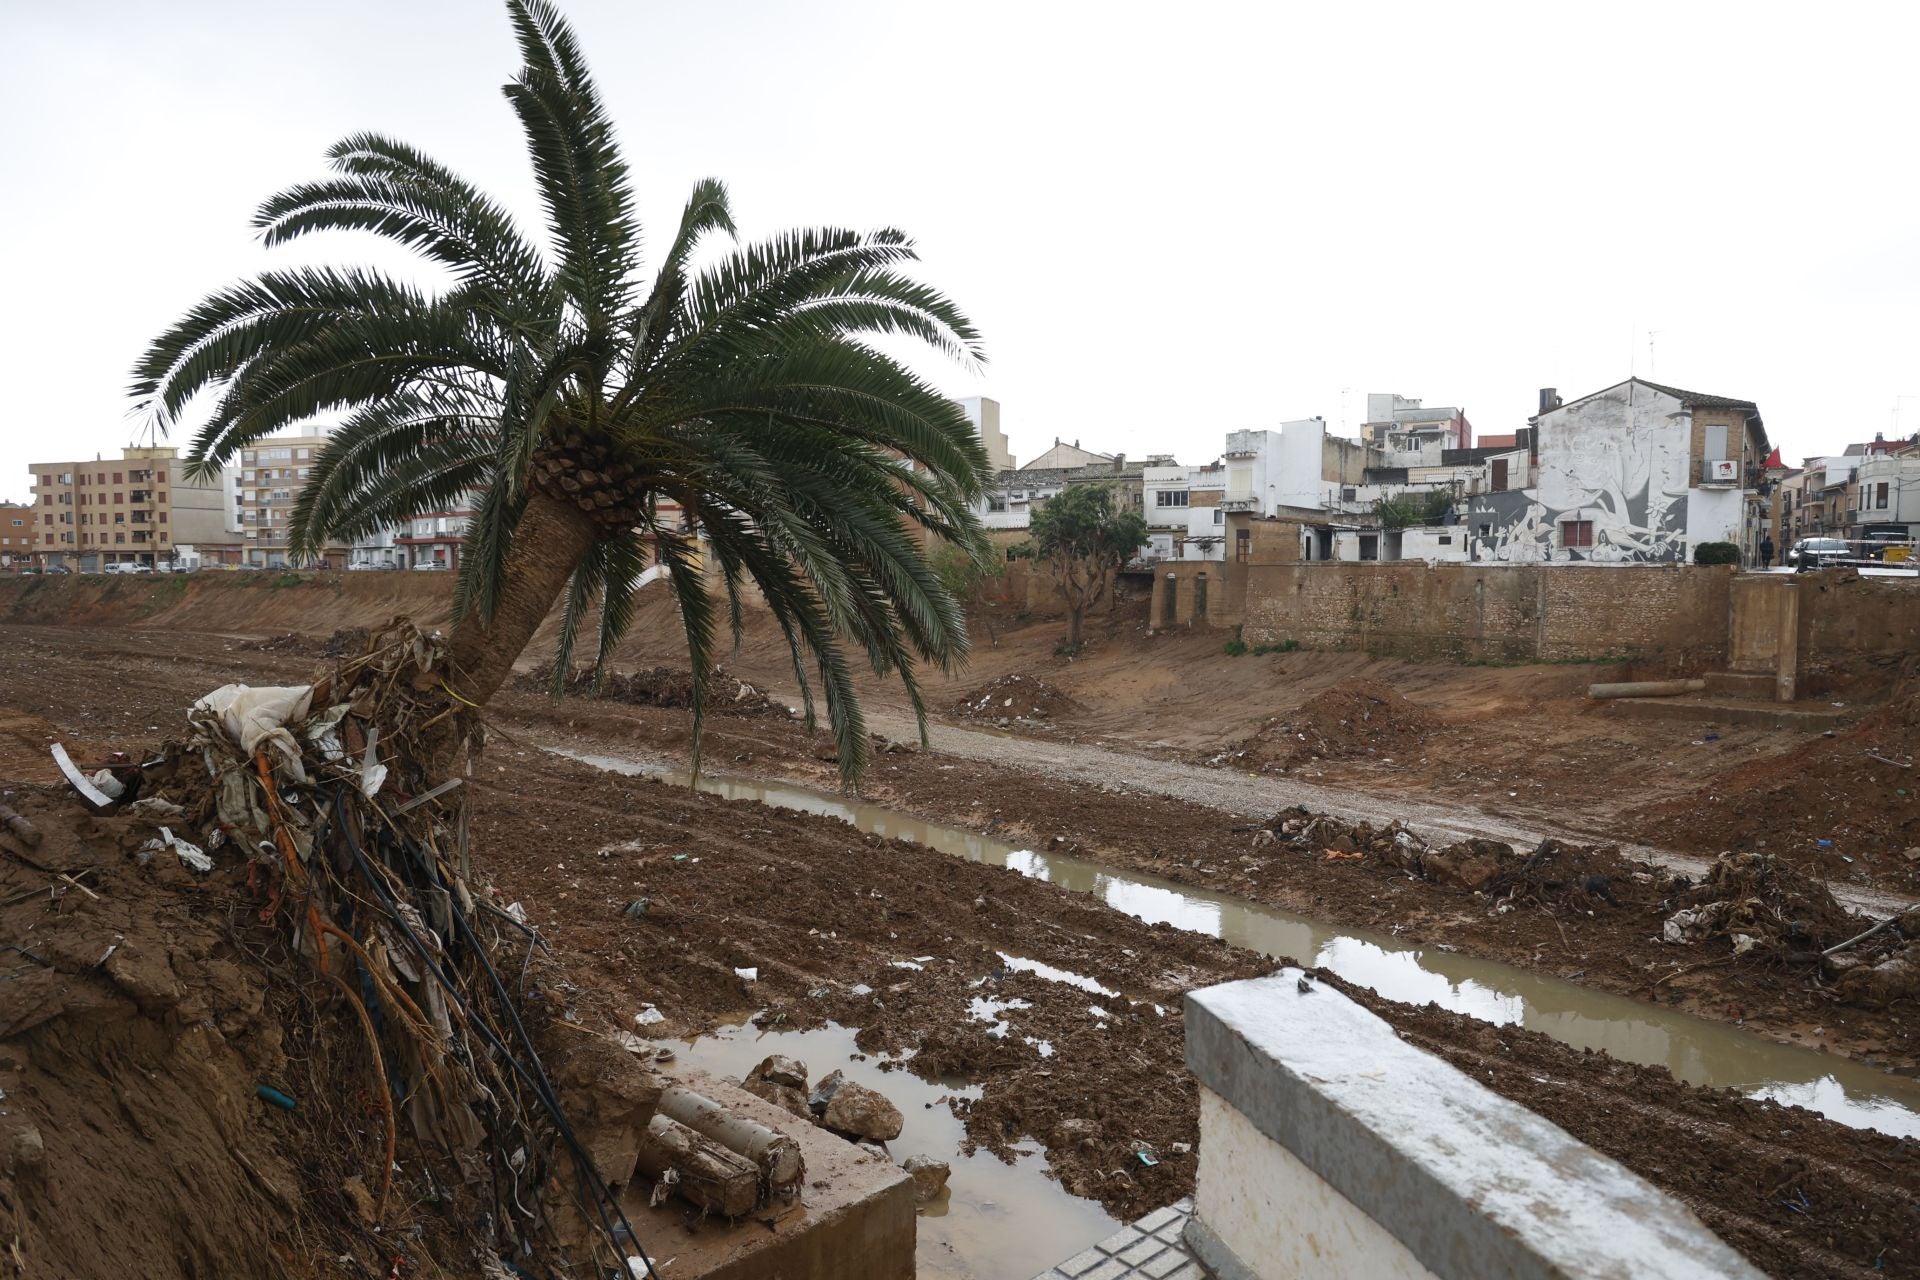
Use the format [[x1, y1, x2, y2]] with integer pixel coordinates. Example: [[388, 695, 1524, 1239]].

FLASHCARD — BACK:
[[1028, 1197, 1208, 1280]]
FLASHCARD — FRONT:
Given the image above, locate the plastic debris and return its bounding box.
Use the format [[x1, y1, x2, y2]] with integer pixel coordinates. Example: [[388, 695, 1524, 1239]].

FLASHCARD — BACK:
[[144, 826, 213, 873], [256, 1084, 298, 1110]]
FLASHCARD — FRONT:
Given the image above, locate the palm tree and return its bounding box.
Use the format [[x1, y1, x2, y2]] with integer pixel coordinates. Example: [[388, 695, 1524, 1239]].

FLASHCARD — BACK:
[[131, 0, 989, 779]]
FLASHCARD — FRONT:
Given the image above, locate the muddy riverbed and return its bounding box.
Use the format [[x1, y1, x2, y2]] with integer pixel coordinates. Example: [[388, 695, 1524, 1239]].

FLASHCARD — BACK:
[[4, 623, 1920, 1276]]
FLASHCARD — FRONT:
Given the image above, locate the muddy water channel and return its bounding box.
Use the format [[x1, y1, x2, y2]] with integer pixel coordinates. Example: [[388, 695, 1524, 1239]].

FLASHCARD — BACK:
[[562, 749, 1920, 1275]]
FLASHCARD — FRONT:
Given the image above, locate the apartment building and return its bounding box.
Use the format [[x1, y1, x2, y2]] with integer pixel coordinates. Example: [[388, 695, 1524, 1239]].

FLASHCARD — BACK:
[[398, 508, 473, 570], [1360, 394, 1473, 456], [0, 502, 31, 568], [237, 434, 350, 567], [26, 447, 236, 570]]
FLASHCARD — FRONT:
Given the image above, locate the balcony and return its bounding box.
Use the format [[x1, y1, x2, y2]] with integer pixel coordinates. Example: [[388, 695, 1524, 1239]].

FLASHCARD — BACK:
[[1218, 497, 1259, 512]]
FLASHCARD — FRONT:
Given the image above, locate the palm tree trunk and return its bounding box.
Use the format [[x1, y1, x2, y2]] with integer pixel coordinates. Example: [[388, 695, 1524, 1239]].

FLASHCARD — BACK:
[[447, 491, 598, 707]]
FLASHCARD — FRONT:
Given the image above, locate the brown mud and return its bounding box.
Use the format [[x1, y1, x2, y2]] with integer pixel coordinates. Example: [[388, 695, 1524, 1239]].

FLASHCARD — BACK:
[[3, 597, 1920, 1276]]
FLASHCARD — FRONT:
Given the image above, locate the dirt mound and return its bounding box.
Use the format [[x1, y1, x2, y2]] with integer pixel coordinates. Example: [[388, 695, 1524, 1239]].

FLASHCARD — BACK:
[[950, 673, 1082, 726], [1630, 676, 1920, 891], [1262, 808, 1908, 1009], [516, 659, 782, 716], [1260, 807, 1657, 907], [237, 625, 371, 657], [1222, 681, 1441, 771]]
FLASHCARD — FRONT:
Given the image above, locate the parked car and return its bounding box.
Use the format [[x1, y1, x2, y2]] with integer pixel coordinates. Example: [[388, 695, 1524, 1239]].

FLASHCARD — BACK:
[[1786, 537, 1849, 571], [412, 560, 448, 571], [103, 562, 154, 575]]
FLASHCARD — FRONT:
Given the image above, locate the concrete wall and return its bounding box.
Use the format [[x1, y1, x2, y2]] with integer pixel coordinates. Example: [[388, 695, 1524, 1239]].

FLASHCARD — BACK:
[[1238, 561, 1734, 666], [1184, 973, 1762, 1280], [1398, 526, 1471, 563], [1799, 571, 1920, 660], [1684, 485, 1744, 556], [1276, 419, 1325, 510]]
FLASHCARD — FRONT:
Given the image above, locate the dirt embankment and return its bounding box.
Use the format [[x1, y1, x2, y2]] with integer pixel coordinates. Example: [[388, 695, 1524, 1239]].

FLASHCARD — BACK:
[[0, 784, 494, 1280], [1632, 668, 1920, 892]]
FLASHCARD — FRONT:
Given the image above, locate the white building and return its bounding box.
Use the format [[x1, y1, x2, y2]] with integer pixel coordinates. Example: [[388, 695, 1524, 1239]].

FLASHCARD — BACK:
[[1468, 380, 1767, 563], [1855, 450, 1920, 543]]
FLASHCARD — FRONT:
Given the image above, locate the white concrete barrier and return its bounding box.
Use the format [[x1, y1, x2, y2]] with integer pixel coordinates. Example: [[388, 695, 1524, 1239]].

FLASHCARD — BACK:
[[1183, 970, 1762, 1280]]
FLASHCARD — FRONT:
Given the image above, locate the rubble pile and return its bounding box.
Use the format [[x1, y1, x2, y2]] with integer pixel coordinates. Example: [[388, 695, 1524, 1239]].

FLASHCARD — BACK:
[[1227, 681, 1441, 771], [1659, 852, 1858, 958], [1260, 807, 1913, 1009], [950, 672, 1082, 728], [740, 1055, 943, 1200], [1258, 806, 1650, 908], [516, 658, 781, 716]]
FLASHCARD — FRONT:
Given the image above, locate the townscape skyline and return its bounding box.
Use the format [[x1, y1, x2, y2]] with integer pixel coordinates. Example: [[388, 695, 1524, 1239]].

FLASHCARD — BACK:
[[4, 0, 1918, 502]]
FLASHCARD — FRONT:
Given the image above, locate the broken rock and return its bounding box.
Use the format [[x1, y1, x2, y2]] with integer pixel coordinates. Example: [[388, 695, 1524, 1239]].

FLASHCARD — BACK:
[[902, 1154, 950, 1202], [751, 1054, 807, 1090], [808, 1068, 848, 1115], [822, 1080, 904, 1142]]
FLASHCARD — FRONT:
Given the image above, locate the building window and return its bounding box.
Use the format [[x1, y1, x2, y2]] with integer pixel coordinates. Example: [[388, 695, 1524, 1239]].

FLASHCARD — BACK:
[[1877, 481, 1890, 510], [1235, 529, 1251, 563], [1562, 519, 1594, 549], [1213, 509, 1224, 524], [986, 496, 1006, 512], [1437, 535, 1453, 545], [1491, 458, 1509, 492], [1155, 490, 1189, 508]]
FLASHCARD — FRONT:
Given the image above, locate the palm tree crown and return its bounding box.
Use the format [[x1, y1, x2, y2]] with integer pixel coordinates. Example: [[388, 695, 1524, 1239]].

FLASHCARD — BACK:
[[131, 0, 990, 780]]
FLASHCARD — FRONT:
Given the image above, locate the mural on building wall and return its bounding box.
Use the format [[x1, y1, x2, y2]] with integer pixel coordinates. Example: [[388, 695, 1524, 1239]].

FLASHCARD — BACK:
[[1468, 479, 1688, 563]]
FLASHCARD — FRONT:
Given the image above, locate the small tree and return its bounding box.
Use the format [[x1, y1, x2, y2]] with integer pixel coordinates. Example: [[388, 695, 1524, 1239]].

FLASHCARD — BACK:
[[1028, 484, 1148, 649], [1374, 489, 1453, 529]]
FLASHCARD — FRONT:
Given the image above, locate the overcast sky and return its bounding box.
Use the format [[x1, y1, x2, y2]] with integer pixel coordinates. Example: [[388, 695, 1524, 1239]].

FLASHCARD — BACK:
[[5, 0, 1918, 503]]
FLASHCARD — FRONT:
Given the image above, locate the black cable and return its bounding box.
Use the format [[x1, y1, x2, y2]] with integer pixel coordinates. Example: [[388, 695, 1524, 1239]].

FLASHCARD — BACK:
[[329, 793, 660, 1280]]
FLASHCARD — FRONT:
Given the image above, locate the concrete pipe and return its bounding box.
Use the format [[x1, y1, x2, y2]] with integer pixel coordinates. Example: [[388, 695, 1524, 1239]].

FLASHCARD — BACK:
[[1587, 679, 1706, 700]]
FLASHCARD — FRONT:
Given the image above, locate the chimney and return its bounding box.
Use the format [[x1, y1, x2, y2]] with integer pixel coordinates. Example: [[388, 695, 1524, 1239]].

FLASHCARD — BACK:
[[1537, 388, 1560, 414]]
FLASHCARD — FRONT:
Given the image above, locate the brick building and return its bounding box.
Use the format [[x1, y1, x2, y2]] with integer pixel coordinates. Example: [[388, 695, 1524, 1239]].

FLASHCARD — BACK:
[[26, 447, 236, 570], [0, 502, 31, 568]]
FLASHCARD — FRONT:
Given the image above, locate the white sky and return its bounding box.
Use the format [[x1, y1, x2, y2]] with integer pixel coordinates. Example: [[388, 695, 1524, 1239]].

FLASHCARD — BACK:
[[5, 0, 1919, 503]]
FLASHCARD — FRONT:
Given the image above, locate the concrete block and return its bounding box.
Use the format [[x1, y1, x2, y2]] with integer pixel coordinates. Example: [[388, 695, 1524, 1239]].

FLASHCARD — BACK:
[[619, 1069, 914, 1280], [1185, 971, 1764, 1280], [1134, 1204, 1182, 1234], [1057, 1247, 1111, 1277]]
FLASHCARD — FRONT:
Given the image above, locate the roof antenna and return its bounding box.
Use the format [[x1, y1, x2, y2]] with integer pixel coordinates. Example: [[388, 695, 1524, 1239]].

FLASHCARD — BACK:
[[1647, 330, 1662, 380]]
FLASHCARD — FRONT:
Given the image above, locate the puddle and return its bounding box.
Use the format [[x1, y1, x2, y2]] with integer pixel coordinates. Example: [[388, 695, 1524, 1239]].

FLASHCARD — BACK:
[[560, 747, 1920, 1141], [660, 1019, 1118, 1280]]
